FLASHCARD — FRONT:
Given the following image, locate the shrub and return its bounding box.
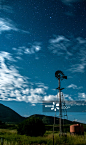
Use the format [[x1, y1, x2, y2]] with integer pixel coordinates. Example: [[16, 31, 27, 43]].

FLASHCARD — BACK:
[[17, 117, 46, 136]]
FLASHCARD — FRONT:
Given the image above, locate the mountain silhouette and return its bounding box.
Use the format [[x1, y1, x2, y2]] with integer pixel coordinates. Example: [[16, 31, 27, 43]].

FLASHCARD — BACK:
[[0, 103, 25, 123], [0, 104, 82, 125]]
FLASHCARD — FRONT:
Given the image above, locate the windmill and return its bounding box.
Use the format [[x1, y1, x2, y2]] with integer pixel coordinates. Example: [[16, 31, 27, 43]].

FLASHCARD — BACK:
[[55, 70, 67, 136]]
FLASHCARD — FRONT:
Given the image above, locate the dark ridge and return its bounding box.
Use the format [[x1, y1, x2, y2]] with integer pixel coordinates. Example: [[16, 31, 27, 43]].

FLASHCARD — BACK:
[[0, 104, 84, 125], [28, 114, 81, 125], [0, 103, 25, 123]]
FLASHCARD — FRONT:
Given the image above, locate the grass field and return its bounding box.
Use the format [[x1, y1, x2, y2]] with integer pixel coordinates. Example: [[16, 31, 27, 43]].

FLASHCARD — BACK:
[[0, 128, 86, 145]]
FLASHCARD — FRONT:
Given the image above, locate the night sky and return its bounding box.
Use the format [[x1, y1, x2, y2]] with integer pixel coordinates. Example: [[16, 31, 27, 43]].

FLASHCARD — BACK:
[[0, 0, 86, 123]]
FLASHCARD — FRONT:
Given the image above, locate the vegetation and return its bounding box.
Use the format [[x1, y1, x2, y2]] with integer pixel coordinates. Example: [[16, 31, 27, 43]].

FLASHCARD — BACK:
[[0, 104, 86, 144], [17, 117, 46, 136], [30, 114, 80, 125], [0, 128, 86, 145]]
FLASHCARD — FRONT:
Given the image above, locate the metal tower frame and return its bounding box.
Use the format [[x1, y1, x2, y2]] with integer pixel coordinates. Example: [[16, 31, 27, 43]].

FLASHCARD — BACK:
[[55, 70, 67, 136]]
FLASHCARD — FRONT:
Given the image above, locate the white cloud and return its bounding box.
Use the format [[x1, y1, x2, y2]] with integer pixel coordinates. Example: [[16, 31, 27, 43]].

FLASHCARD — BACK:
[[43, 95, 57, 101], [67, 84, 82, 89], [62, 93, 73, 101], [0, 18, 18, 33], [67, 84, 77, 89], [0, 18, 29, 34], [43, 92, 73, 102], [35, 46, 41, 51], [49, 35, 72, 58], [69, 42, 86, 73], [36, 83, 48, 90], [77, 37, 86, 44], [12, 42, 41, 60], [31, 104, 36, 106], [50, 36, 67, 43], [78, 93, 86, 100], [69, 63, 86, 73], [0, 53, 76, 104], [24, 44, 41, 54], [0, 51, 48, 103]]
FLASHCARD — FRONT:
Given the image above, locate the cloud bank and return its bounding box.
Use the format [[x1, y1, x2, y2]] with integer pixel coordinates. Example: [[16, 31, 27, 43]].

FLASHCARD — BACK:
[[0, 51, 48, 103]]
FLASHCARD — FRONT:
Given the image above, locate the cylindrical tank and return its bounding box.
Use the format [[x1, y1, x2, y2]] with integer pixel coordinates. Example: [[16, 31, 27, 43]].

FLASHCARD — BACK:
[[70, 124, 84, 135], [80, 125, 84, 135]]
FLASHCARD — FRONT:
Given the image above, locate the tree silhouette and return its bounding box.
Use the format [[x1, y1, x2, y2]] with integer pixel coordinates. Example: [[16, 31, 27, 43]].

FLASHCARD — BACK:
[[17, 117, 46, 136]]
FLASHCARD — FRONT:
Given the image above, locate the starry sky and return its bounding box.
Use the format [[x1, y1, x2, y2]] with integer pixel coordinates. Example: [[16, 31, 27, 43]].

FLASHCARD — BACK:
[[0, 0, 86, 123]]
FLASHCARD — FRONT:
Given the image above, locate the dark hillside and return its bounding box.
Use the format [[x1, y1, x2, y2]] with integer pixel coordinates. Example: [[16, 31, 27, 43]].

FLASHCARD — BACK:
[[0, 103, 25, 123], [29, 114, 81, 125], [0, 104, 84, 125]]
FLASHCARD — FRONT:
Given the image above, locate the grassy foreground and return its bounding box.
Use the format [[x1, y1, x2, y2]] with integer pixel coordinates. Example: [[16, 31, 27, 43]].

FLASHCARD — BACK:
[[0, 129, 86, 145]]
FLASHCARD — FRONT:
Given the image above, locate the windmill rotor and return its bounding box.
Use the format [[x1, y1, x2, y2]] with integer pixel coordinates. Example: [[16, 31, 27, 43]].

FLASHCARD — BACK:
[[55, 70, 67, 80]]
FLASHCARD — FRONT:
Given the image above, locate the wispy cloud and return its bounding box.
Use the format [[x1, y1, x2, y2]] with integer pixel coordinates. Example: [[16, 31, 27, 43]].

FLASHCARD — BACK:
[[49, 35, 86, 73], [12, 42, 41, 59], [0, 18, 18, 33], [49, 35, 72, 59], [43, 92, 74, 102], [0, 51, 48, 103], [67, 84, 82, 89], [43, 95, 57, 101], [36, 83, 48, 90], [0, 18, 29, 34], [69, 63, 86, 73], [24, 43, 41, 55], [0, 0, 13, 13], [78, 93, 86, 100], [69, 38, 86, 73], [0, 5, 13, 13]]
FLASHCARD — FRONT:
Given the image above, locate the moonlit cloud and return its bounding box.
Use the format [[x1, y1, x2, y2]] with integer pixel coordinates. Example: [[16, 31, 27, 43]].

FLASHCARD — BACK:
[[67, 84, 77, 89], [63, 94, 73, 101], [50, 35, 68, 43], [69, 43, 86, 73], [43, 93, 74, 102], [77, 37, 86, 44], [49, 35, 72, 58], [49, 35, 86, 73], [43, 95, 57, 101], [24, 43, 41, 54], [12, 42, 41, 59], [0, 0, 13, 13], [78, 93, 86, 100], [0, 5, 13, 13], [69, 63, 86, 73], [36, 83, 48, 90], [0, 51, 48, 103], [0, 18, 18, 33], [67, 84, 82, 89], [0, 18, 29, 34]]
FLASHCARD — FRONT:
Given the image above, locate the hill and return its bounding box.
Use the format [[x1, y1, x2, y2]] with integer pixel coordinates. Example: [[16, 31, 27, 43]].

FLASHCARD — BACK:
[[29, 114, 80, 125], [0, 103, 25, 123], [0, 104, 83, 125]]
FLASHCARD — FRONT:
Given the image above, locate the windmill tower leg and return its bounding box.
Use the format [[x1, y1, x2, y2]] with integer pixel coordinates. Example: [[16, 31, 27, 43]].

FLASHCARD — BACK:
[[58, 78, 62, 136]]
